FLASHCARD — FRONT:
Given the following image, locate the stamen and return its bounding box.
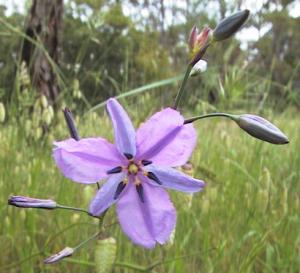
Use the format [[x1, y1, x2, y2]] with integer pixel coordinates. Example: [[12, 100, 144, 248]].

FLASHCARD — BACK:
[[114, 182, 127, 200], [145, 172, 162, 185], [107, 166, 123, 174], [136, 184, 144, 203], [124, 153, 133, 160], [141, 160, 152, 166]]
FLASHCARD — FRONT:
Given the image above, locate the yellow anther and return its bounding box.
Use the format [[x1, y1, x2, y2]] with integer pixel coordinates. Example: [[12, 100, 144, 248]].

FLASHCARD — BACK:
[[134, 177, 141, 185], [143, 171, 148, 176]]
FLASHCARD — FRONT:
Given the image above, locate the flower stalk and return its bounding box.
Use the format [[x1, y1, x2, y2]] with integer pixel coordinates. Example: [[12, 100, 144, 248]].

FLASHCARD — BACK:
[[173, 64, 193, 109], [184, 113, 289, 145], [184, 113, 237, 124]]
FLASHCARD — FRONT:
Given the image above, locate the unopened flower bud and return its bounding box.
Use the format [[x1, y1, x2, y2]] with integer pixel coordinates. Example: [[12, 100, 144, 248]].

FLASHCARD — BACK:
[[95, 237, 117, 273], [190, 60, 207, 77], [63, 108, 80, 140], [44, 247, 74, 264], [213, 10, 250, 41], [8, 196, 57, 209], [188, 26, 211, 66], [235, 114, 289, 144]]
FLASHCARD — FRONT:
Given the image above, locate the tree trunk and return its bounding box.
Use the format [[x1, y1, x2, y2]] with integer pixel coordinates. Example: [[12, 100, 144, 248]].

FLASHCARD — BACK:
[[21, 0, 63, 104]]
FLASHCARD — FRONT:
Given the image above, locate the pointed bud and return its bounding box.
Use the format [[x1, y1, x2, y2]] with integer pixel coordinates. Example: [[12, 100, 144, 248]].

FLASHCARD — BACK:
[[190, 60, 207, 76], [188, 25, 198, 50], [8, 196, 57, 209], [235, 114, 289, 144], [63, 108, 80, 141], [188, 26, 211, 65], [44, 247, 74, 264], [213, 10, 250, 41]]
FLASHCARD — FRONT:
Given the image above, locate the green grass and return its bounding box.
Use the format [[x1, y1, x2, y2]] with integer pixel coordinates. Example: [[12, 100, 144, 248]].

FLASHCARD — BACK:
[[0, 104, 299, 273]]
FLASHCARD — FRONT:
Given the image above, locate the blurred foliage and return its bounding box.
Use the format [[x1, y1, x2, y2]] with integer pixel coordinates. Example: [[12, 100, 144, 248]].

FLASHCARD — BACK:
[[0, 0, 299, 115]]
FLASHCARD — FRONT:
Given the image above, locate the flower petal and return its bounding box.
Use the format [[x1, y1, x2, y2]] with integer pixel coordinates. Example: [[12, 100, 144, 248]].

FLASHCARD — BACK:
[[145, 165, 205, 193], [136, 108, 197, 167], [53, 138, 124, 183], [116, 181, 176, 248], [106, 98, 136, 156], [89, 173, 125, 216]]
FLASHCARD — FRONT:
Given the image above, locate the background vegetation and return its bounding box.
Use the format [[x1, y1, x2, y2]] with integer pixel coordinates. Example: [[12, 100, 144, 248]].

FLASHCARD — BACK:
[[0, 0, 299, 272]]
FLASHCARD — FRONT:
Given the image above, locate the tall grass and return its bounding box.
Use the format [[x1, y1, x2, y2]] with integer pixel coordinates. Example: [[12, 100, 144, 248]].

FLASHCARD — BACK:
[[0, 7, 299, 273], [1, 99, 299, 273]]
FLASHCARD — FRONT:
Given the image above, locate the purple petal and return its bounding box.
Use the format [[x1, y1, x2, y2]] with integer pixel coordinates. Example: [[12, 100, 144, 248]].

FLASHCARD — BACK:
[[89, 173, 125, 216], [136, 108, 197, 167], [145, 165, 205, 193], [116, 181, 176, 248], [53, 138, 124, 183], [106, 98, 136, 156]]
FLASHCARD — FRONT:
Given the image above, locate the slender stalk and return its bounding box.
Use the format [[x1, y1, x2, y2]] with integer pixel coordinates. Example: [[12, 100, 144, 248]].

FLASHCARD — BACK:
[[73, 231, 101, 251], [184, 113, 238, 124], [56, 204, 90, 215], [98, 209, 109, 231], [173, 64, 193, 109]]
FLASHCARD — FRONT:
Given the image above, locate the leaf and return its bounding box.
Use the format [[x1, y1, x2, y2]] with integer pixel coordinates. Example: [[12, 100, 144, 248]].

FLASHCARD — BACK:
[[85, 74, 183, 114]]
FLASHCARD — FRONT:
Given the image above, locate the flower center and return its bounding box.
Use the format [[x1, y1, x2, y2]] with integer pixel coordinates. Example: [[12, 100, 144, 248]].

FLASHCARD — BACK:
[[106, 156, 162, 203], [128, 163, 139, 175]]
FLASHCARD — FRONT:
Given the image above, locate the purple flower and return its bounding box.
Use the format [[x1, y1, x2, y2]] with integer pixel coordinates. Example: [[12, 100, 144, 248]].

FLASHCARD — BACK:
[[8, 196, 57, 209], [53, 98, 205, 248]]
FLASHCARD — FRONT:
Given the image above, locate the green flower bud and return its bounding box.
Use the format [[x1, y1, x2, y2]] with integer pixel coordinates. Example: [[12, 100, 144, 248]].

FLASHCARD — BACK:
[[95, 237, 117, 273]]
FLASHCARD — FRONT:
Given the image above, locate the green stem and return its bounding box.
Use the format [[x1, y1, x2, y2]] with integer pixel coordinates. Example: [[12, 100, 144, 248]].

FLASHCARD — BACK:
[[56, 204, 91, 215], [184, 113, 238, 124], [73, 231, 100, 251], [173, 64, 193, 109]]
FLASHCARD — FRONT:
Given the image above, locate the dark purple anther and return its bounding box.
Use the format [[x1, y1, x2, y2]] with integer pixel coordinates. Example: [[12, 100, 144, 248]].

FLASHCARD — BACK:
[[141, 160, 152, 166], [107, 166, 123, 174], [147, 172, 162, 185], [114, 182, 127, 200], [124, 153, 133, 160], [136, 184, 144, 203]]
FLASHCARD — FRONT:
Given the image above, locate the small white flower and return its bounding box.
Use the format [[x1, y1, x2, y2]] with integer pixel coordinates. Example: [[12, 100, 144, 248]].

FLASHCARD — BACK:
[[190, 60, 207, 77]]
